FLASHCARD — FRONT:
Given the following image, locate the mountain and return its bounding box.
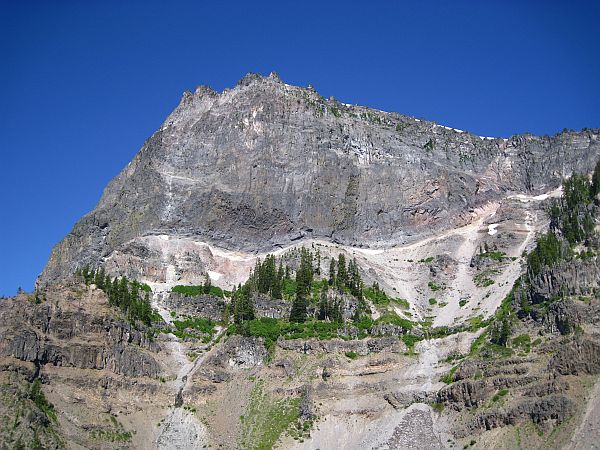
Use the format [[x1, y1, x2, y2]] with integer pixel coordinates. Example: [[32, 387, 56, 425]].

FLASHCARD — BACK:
[[2, 73, 600, 450], [38, 72, 598, 287]]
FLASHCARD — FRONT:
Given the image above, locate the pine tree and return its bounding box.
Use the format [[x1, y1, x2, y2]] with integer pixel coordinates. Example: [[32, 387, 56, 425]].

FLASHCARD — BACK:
[[336, 254, 347, 290], [203, 272, 212, 294], [118, 277, 130, 310], [592, 159, 600, 200], [315, 249, 321, 275], [290, 291, 308, 323], [296, 248, 314, 298], [328, 258, 336, 286], [285, 265, 291, 280], [318, 287, 329, 320], [94, 267, 106, 288], [352, 304, 361, 323], [272, 264, 282, 300], [330, 299, 343, 323]]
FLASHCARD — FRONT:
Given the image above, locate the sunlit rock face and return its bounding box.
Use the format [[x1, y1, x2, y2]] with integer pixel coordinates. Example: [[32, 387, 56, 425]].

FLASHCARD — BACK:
[[38, 72, 599, 286]]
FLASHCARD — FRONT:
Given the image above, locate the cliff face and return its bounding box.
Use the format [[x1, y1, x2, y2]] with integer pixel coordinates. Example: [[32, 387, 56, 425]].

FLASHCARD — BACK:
[[38, 72, 600, 285]]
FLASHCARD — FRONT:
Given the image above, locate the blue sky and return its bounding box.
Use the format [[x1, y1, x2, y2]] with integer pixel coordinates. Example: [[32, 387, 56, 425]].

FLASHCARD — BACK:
[[1, 0, 599, 295]]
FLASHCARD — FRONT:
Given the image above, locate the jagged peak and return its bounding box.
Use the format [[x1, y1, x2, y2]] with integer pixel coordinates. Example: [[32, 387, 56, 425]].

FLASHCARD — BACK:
[[235, 71, 285, 87], [194, 85, 217, 96], [237, 72, 266, 87]]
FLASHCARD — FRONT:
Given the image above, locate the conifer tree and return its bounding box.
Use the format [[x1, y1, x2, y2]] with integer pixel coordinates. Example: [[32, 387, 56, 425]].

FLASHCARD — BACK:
[[296, 248, 313, 298], [328, 258, 336, 286], [336, 254, 347, 290], [315, 249, 321, 275], [592, 159, 600, 200], [203, 272, 212, 294], [289, 291, 308, 323], [318, 287, 329, 320]]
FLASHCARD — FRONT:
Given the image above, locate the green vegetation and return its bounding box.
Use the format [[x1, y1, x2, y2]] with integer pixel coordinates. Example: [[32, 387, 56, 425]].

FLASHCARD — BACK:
[[402, 333, 423, 350], [289, 248, 314, 323], [363, 283, 409, 309], [469, 332, 487, 355], [467, 315, 486, 330], [171, 280, 226, 298], [440, 366, 458, 384], [492, 388, 509, 402], [330, 106, 341, 117], [444, 353, 465, 363], [428, 281, 443, 292], [229, 318, 344, 352], [512, 334, 532, 353], [345, 351, 358, 360], [431, 402, 445, 413], [172, 317, 217, 343], [77, 266, 160, 327], [428, 298, 437, 305], [90, 414, 132, 443], [239, 380, 301, 450], [423, 138, 435, 152], [526, 231, 564, 278], [518, 163, 600, 318], [473, 268, 498, 287], [479, 248, 507, 261], [30, 379, 57, 423], [226, 248, 419, 346], [375, 312, 414, 329]]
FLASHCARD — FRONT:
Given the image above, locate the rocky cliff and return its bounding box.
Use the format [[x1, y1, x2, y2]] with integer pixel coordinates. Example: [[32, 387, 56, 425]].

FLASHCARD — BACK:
[[38, 72, 600, 286]]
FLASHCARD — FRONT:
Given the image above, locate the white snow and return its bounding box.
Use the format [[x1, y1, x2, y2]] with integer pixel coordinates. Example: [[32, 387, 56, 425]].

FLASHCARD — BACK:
[[508, 186, 563, 203], [434, 124, 464, 133], [207, 270, 223, 281], [487, 224, 498, 236], [509, 193, 549, 203], [355, 248, 385, 255]]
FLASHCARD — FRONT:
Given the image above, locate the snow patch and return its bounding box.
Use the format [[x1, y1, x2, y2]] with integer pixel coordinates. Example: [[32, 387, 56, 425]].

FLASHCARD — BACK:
[[207, 270, 223, 281], [356, 248, 385, 255], [509, 193, 549, 203], [487, 224, 498, 236]]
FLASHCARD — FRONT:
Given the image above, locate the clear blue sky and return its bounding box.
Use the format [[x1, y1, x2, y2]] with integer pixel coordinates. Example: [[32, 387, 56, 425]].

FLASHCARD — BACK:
[[1, 1, 599, 295]]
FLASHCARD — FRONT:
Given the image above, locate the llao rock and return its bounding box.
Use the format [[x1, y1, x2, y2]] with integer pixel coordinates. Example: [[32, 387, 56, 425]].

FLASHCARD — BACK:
[[37, 73, 600, 285]]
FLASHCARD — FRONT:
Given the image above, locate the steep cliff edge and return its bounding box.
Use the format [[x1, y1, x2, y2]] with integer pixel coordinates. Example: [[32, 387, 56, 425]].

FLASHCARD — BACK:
[[38, 72, 600, 286]]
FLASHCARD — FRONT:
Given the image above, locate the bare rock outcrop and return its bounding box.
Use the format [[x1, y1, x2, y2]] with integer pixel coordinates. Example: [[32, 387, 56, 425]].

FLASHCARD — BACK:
[[37, 74, 600, 286], [0, 285, 163, 378]]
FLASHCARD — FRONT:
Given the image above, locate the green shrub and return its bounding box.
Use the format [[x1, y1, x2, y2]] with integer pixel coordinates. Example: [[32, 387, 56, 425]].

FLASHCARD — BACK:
[[440, 366, 457, 384], [172, 285, 224, 298], [431, 402, 445, 413], [428, 281, 443, 292], [402, 334, 423, 349], [173, 317, 216, 342], [376, 312, 414, 329], [30, 379, 56, 422]]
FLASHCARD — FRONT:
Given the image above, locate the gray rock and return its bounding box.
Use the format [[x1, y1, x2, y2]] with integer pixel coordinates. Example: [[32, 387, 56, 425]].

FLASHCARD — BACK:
[[37, 74, 600, 286]]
